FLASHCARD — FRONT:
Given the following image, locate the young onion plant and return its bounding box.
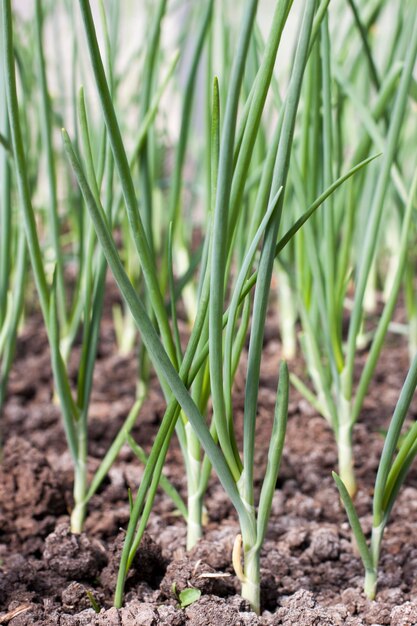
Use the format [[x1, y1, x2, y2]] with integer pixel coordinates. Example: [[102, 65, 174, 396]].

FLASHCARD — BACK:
[[334, 352, 417, 600]]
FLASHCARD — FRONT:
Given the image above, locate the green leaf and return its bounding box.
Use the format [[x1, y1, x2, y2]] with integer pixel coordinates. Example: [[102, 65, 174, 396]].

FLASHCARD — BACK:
[[0, 131, 12, 155], [332, 471, 373, 572], [126, 433, 188, 520], [86, 590, 101, 614], [373, 354, 417, 521], [178, 588, 201, 608], [78, 0, 177, 367], [256, 361, 289, 547]]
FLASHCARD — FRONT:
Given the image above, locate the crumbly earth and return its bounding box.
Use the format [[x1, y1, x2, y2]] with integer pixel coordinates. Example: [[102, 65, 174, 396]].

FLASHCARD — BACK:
[[1, 295, 417, 625]]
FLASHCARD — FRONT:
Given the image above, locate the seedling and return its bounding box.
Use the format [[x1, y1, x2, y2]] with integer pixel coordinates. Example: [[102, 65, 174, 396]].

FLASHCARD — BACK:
[[178, 588, 201, 609], [334, 354, 417, 599]]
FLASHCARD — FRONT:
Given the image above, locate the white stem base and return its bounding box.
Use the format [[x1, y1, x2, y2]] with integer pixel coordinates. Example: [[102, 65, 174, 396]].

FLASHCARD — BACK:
[[186, 496, 202, 551], [71, 462, 87, 534], [337, 408, 356, 497], [70, 501, 86, 534], [364, 569, 377, 600], [241, 547, 260, 615]]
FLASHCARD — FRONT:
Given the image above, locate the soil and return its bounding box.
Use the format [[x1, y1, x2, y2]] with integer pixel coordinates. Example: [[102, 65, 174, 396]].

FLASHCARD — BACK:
[[1, 290, 417, 625]]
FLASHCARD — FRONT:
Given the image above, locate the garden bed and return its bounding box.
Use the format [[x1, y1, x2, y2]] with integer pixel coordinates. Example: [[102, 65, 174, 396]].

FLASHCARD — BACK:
[[2, 1, 417, 624], [1, 296, 417, 626]]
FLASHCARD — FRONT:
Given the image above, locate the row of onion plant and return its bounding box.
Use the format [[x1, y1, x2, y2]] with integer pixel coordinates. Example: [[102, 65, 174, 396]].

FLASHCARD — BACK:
[[63, 0, 380, 613], [1, 0, 182, 531], [282, 0, 417, 497]]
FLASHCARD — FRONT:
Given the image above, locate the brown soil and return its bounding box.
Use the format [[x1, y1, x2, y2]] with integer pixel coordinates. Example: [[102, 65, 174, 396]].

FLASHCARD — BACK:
[[1, 296, 417, 625]]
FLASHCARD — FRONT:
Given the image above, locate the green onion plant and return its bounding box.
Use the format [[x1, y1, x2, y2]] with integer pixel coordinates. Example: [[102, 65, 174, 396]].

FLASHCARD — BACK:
[[334, 353, 417, 599]]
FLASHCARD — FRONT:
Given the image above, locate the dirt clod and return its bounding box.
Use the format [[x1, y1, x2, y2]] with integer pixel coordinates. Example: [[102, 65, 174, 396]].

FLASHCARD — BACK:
[[271, 590, 348, 625], [390, 602, 417, 626], [0, 437, 66, 547], [61, 581, 102, 614], [43, 523, 107, 580], [307, 527, 340, 562], [185, 595, 258, 626], [189, 527, 235, 570], [100, 531, 166, 594], [160, 557, 235, 599]]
